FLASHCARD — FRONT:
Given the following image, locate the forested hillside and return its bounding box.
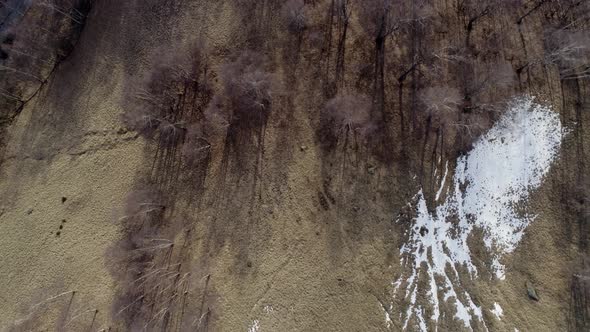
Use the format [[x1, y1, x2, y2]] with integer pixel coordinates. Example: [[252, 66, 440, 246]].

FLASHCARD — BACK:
[[0, 0, 588, 331]]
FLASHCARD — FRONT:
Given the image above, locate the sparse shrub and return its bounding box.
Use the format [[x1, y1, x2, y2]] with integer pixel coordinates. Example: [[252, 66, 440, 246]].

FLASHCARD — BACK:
[[487, 61, 517, 89], [282, 0, 306, 34], [0, 0, 93, 163], [1, 0, 92, 59]]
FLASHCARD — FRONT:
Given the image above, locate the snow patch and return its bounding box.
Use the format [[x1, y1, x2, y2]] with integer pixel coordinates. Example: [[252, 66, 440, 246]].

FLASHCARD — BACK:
[[491, 302, 503, 320], [435, 161, 449, 201], [248, 320, 260, 332], [379, 301, 393, 328], [393, 96, 564, 331]]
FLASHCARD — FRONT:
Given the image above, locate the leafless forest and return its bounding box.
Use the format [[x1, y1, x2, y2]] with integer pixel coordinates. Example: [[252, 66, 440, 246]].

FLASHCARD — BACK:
[[0, 0, 589, 331]]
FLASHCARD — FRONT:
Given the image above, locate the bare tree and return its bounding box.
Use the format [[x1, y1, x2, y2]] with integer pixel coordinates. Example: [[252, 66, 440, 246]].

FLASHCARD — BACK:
[[419, 86, 463, 127], [457, 0, 494, 32], [119, 189, 166, 228], [122, 64, 188, 148], [334, 0, 351, 87], [321, 0, 353, 95], [323, 91, 373, 139], [358, 0, 401, 41], [108, 188, 198, 330], [319, 91, 374, 195], [182, 122, 211, 167], [570, 251, 590, 331], [517, 0, 550, 25], [358, 0, 403, 114], [216, 50, 278, 130], [550, 0, 590, 28], [467, 60, 516, 105], [3, 288, 103, 332], [455, 0, 522, 45], [38, 0, 86, 24], [544, 28, 590, 80], [282, 0, 306, 34], [204, 94, 230, 131], [122, 43, 209, 150], [0, 0, 92, 116], [428, 42, 516, 109], [207, 51, 279, 195]]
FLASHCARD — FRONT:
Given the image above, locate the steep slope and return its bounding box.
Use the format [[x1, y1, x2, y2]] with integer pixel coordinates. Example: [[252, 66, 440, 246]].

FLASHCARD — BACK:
[[0, 0, 588, 331]]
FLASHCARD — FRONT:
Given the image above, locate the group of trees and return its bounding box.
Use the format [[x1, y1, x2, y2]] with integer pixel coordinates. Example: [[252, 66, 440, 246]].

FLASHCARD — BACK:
[[358, 0, 404, 115], [122, 44, 213, 187], [111, 0, 588, 329], [114, 44, 219, 330], [0, 0, 92, 73], [116, 40, 281, 328], [325, 0, 588, 143], [210, 50, 277, 133], [543, 28, 590, 80], [320, 0, 352, 91], [0, 0, 93, 130], [204, 50, 278, 194], [108, 188, 211, 331]]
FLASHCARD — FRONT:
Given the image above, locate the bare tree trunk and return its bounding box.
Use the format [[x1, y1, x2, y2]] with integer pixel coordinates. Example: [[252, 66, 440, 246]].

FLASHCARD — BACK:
[[335, 18, 348, 88], [373, 36, 386, 119]]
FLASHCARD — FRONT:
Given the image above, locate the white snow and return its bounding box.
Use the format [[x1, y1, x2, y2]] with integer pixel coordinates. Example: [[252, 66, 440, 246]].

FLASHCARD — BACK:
[[435, 161, 449, 201], [394, 96, 564, 331], [379, 301, 392, 328], [248, 320, 260, 332], [491, 302, 503, 320]]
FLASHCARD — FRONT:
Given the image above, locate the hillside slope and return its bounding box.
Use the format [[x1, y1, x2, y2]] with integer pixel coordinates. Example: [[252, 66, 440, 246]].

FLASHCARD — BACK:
[[0, 0, 589, 331]]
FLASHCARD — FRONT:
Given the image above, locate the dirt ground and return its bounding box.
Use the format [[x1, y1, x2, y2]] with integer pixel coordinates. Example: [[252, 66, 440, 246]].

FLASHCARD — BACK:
[[0, 1, 588, 331]]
